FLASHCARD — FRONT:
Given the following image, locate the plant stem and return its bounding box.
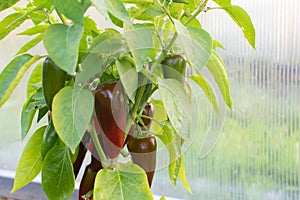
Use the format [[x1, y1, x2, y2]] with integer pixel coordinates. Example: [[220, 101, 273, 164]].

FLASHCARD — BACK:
[[183, 0, 209, 25], [89, 116, 108, 167], [55, 9, 68, 25], [124, 75, 148, 135]]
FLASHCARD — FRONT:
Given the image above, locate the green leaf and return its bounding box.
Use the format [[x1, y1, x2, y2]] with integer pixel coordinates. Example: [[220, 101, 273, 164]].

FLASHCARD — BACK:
[[129, 5, 164, 21], [212, 39, 225, 50], [213, 0, 231, 7], [206, 52, 232, 109], [18, 24, 49, 35], [94, 163, 154, 200], [29, 10, 48, 25], [124, 24, 153, 71], [116, 59, 138, 102], [21, 87, 46, 139], [156, 125, 181, 185], [0, 54, 41, 107], [223, 5, 256, 49], [150, 99, 167, 135], [21, 95, 37, 139], [92, 0, 131, 25], [16, 34, 44, 55], [0, 12, 28, 40], [174, 21, 212, 74], [42, 145, 75, 200], [11, 126, 46, 193], [158, 78, 190, 138], [50, 0, 91, 23], [44, 24, 84, 75], [0, 0, 19, 11], [52, 86, 94, 153], [177, 155, 192, 194], [189, 74, 219, 114], [27, 62, 42, 97], [183, 0, 200, 14], [76, 29, 125, 85]]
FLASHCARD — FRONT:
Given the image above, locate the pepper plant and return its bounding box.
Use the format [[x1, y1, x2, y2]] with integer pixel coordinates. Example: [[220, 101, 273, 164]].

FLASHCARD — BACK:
[[0, 0, 255, 199]]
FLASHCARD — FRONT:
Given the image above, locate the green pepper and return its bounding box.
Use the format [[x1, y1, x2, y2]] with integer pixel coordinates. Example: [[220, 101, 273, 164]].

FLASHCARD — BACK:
[[161, 54, 186, 84], [127, 135, 157, 187], [41, 119, 58, 159], [42, 57, 67, 110], [94, 82, 126, 159], [79, 155, 102, 200]]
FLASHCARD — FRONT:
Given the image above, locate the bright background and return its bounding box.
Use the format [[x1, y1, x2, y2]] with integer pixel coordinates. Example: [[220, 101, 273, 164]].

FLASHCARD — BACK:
[[0, 0, 299, 199]]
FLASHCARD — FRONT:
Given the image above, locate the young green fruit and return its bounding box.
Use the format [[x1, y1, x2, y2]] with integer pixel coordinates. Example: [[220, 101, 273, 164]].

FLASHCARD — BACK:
[[42, 57, 67, 110], [41, 119, 58, 159]]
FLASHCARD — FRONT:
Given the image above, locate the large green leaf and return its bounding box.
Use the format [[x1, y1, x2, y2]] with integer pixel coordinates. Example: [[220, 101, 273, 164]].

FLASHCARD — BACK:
[[0, 12, 28, 40], [124, 24, 153, 71], [76, 29, 125, 85], [92, 0, 131, 25], [0, 54, 41, 107], [189, 74, 220, 113], [16, 34, 44, 55], [158, 78, 190, 138], [11, 126, 46, 193], [223, 5, 256, 49], [44, 24, 84, 75], [52, 86, 94, 153], [206, 52, 232, 109], [174, 21, 212, 74], [42, 145, 75, 200], [94, 163, 154, 200], [0, 0, 19, 11], [50, 0, 91, 23], [116, 59, 138, 102]]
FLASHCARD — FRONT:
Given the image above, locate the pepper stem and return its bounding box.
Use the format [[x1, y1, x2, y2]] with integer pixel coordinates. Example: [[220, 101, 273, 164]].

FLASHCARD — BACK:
[[88, 115, 109, 168]]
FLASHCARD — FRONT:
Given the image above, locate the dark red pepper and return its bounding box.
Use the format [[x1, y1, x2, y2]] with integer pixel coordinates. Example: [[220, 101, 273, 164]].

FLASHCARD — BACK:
[[94, 82, 126, 159], [73, 142, 87, 178], [78, 155, 103, 200], [127, 135, 157, 187]]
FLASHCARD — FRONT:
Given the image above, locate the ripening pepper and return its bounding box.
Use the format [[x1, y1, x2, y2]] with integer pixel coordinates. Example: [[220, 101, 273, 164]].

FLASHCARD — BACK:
[[127, 102, 156, 187], [127, 135, 157, 187], [78, 155, 103, 200], [161, 54, 186, 84], [94, 82, 126, 159]]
